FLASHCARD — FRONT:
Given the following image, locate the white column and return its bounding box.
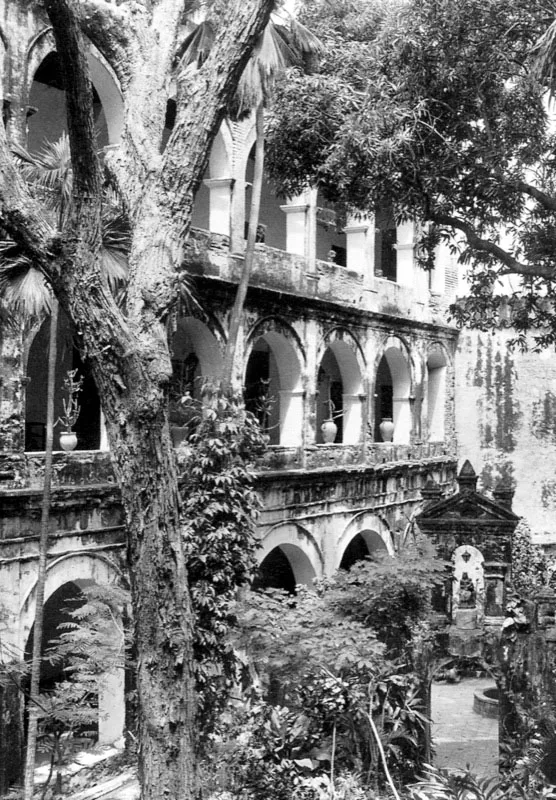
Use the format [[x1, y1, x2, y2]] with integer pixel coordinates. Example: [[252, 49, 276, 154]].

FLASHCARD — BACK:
[[279, 390, 304, 446], [343, 217, 371, 273], [392, 396, 411, 443], [280, 202, 309, 256], [204, 177, 233, 236], [99, 412, 109, 451], [342, 393, 364, 444], [395, 220, 415, 287], [98, 667, 125, 745]]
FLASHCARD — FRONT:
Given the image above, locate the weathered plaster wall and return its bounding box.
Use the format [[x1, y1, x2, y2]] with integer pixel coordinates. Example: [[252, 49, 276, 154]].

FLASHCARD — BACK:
[[456, 329, 556, 541]]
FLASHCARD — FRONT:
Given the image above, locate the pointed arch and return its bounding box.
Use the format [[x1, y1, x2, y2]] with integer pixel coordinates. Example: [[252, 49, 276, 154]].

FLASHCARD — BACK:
[[256, 522, 324, 588], [335, 512, 394, 572], [316, 327, 366, 444], [244, 318, 305, 446]]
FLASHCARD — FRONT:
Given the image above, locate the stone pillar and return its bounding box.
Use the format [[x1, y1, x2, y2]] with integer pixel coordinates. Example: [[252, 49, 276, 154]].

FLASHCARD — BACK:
[[98, 666, 125, 745], [342, 393, 364, 444], [280, 198, 309, 256], [392, 396, 411, 443], [343, 217, 371, 274], [279, 390, 304, 447], [395, 220, 416, 288], [204, 177, 233, 236]]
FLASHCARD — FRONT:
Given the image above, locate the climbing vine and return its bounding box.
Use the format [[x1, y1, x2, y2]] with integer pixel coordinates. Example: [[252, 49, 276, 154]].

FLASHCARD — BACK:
[[178, 388, 268, 740]]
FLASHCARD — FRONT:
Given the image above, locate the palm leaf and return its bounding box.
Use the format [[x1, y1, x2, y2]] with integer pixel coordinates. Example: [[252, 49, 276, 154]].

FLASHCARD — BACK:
[[0, 250, 51, 316], [100, 204, 130, 291], [176, 20, 215, 73], [12, 133, 72, 220]]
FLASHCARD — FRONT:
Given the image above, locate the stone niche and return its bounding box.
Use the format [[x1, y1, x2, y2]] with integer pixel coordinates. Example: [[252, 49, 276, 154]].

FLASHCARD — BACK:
[[416, 460, 519, 633], [452, 544, 484, 629]]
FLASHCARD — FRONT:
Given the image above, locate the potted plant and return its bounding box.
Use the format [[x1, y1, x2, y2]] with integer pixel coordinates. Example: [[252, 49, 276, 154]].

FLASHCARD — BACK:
[[57, 369, 83, 452], [321, 398, 339, 444], [169, 390, 198, 446]]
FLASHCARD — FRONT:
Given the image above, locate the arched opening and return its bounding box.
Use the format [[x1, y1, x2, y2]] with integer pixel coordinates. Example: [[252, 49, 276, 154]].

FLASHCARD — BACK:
[[315, 193, 347, 266], [427, 350, 447, 442], [245, 143, 286, 249], [27, 52, 109, 153], [339, 530, 389, 571], [25, 581, 85, 696], [374, 202, 397, 282], [316, 339, 363, 445], [170, 318, 223, 434], [244, 331, 302, 446], [253, 544, 316, 592], [374, 345, 411, 443], [24, 577, 126, 751], [25, 313, 102, 452]]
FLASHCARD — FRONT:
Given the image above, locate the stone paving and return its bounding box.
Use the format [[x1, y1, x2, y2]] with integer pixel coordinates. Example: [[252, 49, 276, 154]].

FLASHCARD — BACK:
[[431, 677, 499, 776]]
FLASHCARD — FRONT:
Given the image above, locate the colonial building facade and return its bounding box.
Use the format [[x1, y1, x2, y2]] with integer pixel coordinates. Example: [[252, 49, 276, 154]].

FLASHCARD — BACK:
[[0, 2, 465, 780]]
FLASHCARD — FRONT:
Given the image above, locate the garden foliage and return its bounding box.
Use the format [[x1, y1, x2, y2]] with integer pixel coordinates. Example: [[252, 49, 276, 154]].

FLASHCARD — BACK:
[[204, 541, 447, 797]]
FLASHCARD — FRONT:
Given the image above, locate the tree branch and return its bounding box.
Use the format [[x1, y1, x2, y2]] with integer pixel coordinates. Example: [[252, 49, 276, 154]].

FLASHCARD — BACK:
[[432, 213, 556, 280], [161, 0, 275, 229], [515, 180, 556, 212], [78, 0, 134, 89], [44, 0, 102, 242]]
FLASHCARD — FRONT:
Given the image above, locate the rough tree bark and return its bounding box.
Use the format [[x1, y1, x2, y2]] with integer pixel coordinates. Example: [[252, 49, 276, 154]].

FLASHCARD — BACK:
[[0, 1, 275, 797]]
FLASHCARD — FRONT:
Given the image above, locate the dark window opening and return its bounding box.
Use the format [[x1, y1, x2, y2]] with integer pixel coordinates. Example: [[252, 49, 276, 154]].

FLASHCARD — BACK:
[[375, 205, 397, 282]]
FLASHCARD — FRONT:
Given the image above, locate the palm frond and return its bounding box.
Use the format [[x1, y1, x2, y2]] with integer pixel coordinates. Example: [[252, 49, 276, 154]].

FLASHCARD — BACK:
[[100, 205, 130, 291], [12, 133, 72, 219], [0, 252, 51, 316], [176, 20, 215, 73]]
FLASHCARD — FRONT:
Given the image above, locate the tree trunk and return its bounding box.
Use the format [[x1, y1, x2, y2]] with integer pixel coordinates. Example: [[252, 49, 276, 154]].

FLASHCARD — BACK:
[[63, 276, 197, 799], [221, 102, 265, 388], [23, 298, 59, 800]]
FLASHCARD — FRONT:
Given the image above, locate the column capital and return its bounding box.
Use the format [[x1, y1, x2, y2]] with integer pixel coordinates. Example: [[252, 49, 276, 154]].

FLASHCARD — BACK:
[[203, 176, 234, 189]]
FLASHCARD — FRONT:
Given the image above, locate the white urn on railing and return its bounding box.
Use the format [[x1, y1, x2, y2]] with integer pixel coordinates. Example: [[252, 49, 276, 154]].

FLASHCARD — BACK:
[[379, 417, 395, 442], [59, 431, 78, 452], [321, 399, 339, 443]]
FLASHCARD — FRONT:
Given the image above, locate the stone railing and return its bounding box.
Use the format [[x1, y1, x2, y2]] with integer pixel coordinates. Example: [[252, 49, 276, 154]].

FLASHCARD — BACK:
[[186, 228, 450, 326]]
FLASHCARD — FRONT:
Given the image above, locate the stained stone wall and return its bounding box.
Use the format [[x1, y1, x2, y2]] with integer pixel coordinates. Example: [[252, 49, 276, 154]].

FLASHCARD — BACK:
[[456, 329, 556, 545]]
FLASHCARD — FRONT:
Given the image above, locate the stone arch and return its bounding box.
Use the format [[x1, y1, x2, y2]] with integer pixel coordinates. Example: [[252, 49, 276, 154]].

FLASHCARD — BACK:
[[244, 318, 305, 446], [25, 35, 118, 151], [172, 317, 224, 388], [209, 126, 233, 178], [373, 335, 413, 444], [426, 342, 450, 442], [87, 45, 124, 145], [316, 328, 365, 445], [20, 552, 125, 744], [193, 127, 233, 233], [20, 552, 124, 647], [335, 512, 394, 572], [255, 522, 323, 590], [25, 29, 56, 97]]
